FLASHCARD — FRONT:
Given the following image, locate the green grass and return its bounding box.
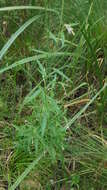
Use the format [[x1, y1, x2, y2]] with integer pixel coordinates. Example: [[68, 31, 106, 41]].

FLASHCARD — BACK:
[[0, 0, 107, 189]]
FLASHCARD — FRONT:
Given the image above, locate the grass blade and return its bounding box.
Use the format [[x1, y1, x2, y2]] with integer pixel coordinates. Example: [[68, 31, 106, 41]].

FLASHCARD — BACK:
[[0, 15, 41, 60], [24, 88, 41, 104], [9, 152, 45, 190], [53, 68, 71, 82], [0, 52, 72, 74], [0, 6, 58, 14], [65, 82, 107, 129]]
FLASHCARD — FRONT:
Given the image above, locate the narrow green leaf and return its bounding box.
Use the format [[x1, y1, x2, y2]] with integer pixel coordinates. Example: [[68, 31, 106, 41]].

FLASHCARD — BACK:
[[0, 15, 41, 60], [49, 31, 57, 43], [67, 82, 88, 97], [18, 88, 41, 114], [53, 68, 71, 82], [37, 59, 46, 79], [24, 88, 41, 104], [41, 113, 48, 137], [0, 6, 58, 14], [65, 82, 107, 129], [0, 52, 72, 74], [9, 152, 45, 190]]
